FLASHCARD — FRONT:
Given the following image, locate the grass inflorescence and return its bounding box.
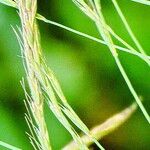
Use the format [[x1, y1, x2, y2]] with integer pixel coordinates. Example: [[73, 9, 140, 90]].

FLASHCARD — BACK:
[[0, 0, 149, 150]]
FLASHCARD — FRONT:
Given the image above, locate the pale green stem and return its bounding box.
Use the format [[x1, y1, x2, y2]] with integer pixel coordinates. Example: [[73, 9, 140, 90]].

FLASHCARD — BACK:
[[37, 14, 150, 62], [0, 141, 21, 150], [114, 57, 150, 124], [94, 0, 150, 124], [131, 0, 150, 5], [0, 1, 150, 61], [112, 0, 150, 66]]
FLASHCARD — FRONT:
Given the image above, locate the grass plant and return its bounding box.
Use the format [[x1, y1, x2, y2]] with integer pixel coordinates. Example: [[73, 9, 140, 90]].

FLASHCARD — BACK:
[[0, 0, 149, 150]]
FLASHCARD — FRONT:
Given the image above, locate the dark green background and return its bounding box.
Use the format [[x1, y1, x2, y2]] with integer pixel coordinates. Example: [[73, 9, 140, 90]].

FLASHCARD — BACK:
[[0, 0, 150, 149]]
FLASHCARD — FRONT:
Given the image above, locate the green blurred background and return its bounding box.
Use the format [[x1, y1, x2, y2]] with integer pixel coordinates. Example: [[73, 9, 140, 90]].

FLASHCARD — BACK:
[[0, 0, 150, 149]]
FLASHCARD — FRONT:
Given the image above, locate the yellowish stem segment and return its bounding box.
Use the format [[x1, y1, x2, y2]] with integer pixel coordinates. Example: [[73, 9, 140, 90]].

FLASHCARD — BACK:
[[63, 103, 137, 150]]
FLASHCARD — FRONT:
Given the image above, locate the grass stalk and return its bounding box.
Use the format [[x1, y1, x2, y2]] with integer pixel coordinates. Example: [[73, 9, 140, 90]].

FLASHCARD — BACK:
[[1, 1, 150, 62], [112, 0, 150, 66], [0, 141, 22, 150], [131, 0, 150, 5], [73, 0, 150, 124], [94, 0, 150, 124], [37, 14, 150, 62], [63, 102, 137, 150]]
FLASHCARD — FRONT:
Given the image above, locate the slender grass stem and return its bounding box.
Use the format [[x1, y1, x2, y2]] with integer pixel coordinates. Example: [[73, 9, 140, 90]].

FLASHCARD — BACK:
[[0, 141, 21, 150], [73, 0, 150, 124], [0, 1, 150, 61], [131, 0, 150, 5], [114, 57, 150, 123], [63, 102, 137, 150], [112, 0, 150, 66], [37, 14, 150, 62], [94, 0, 150, 124]]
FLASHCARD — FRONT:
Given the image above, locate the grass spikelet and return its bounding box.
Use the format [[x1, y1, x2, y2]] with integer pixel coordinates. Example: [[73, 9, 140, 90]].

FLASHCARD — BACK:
[[37, 61, 105, 149], [17, 0, 88, 149], [17, 0, 51, 149]]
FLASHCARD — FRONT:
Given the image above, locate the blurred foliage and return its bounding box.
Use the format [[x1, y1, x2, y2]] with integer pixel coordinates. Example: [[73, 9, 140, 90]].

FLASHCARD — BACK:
[[0, 0, 150, 149]]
